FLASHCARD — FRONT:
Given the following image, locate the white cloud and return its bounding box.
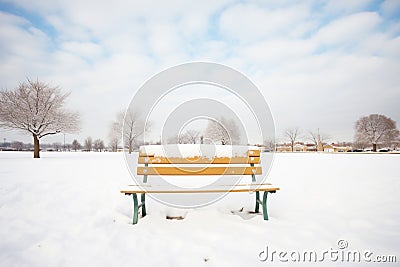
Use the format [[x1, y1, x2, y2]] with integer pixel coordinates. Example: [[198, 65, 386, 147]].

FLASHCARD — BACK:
[[146, 22, 185, 59], [61, 41, 103, 60], [381, 0, 400, 16], [0, 11, 28, 26], [238, 39, 316, 68], [218, 3, 312, 43], [314, 12, 381, 47], [322, 0, 376, 14], [190, 40, 230, 62], [0, 12, 50, 86]]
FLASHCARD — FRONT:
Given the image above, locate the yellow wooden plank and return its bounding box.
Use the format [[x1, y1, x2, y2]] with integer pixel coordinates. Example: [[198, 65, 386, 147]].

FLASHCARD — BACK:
[[138, 156, 260, 164], [139, 152, 154, 157], [247, 150, 261, 157], [137, 166, 262, 175], [127, 183, 272, 187], [120, 184, 279, 194]]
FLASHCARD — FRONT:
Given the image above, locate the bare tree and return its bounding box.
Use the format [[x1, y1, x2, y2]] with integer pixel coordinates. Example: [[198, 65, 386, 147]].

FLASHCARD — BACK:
[[93, 139, 105, 152], [109, 117, 121, 152], [186, 129, 200, 143], [263, 139, 276, 152], [99, 140, 105, 151], [285, 127, 300, 152], [352, 140, 368, 150], [11, 141, 24, 151], [72, 139, 81, 151], [109, 109, 149, 153], [177, 133, 188, 144], [122, 109, 148, 153], [391, 136, 400, 150], [53, 142, 62, 151], [355, 114, 399, 152], [84, 137, 92, 152], [178, 129, 200, 144], [0, 79, 80, 158], [204, 117, 240, 145], [308, 129, 329, 151], [109, 138, 119, 152]]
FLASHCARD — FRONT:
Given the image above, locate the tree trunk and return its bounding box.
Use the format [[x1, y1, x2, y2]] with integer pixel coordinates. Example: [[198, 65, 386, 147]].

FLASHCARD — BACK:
[[33, 134, 40, 158], [372, 143, 377, 152]]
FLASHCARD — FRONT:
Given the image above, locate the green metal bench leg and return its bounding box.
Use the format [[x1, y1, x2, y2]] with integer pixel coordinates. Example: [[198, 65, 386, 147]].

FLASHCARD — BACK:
[[141, 193, 146, 217], [143, 163, 148, 183], [132, 162, 147, 224], [252, 163, 260, 213], [255, 191, 260, 213], [251, 163, 256, 182], [132, 193, 139, 224], [263, 192, 269, 221]]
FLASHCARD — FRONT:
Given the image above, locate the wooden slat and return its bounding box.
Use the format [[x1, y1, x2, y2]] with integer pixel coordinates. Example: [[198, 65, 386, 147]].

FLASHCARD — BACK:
[[120, 184, 279, 194], [138, 156, 260, 164], [137, 166, 262, 175], [139, 152, 154, 157], [127, 183, 272, 187], [247, 150, 261, 157]]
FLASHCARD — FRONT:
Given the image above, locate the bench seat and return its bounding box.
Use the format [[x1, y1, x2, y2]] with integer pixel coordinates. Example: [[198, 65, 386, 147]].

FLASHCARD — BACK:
[[121, 184, 279, 194]]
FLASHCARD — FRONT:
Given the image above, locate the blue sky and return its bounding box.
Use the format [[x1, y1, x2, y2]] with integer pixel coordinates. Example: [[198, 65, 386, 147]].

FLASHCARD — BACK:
[[0, 0, 399, 145]]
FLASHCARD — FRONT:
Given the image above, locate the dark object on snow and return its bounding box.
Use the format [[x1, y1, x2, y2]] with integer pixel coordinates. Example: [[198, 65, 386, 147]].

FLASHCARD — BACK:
[[166, 215, 184, 220]]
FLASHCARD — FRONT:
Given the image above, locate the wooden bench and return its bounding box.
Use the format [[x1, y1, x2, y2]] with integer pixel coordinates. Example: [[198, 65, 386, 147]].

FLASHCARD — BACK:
[[121, 146, 279, 224]]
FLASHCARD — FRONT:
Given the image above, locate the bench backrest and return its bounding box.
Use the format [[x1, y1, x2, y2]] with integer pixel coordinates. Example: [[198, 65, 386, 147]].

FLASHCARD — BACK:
[[137, 148, 262, 183]]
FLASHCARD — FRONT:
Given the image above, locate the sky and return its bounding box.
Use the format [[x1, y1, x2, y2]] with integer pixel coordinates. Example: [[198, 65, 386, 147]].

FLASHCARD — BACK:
[[0, 0, 399, 145]]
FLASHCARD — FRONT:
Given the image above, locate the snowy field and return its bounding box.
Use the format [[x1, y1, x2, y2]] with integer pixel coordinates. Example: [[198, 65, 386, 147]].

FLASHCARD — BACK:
[[0, 152, 399, 266]]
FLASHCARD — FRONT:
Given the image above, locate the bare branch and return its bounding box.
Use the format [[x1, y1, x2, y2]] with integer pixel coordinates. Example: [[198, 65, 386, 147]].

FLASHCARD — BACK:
[[307, 128, 329, 151], [204, 117, 240, 145], [285, 127, 300, 152], [124, 109, 142, 152], [178, 129, 201, 144]]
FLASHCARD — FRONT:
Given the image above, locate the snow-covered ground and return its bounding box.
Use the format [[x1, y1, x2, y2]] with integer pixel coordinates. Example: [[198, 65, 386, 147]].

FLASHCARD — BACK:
[[0, 152, 399, 266]]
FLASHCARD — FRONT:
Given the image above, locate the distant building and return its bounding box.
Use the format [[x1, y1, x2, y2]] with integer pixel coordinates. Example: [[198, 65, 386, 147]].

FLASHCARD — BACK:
[[323, 143, 352, 152], [276, 142, 351, 152], [276, 142, 316, 152], [276, 144, 292, 152]]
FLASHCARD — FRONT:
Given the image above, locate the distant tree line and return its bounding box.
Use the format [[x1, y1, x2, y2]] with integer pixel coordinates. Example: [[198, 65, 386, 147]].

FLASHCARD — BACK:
[[0, 137, 106, 152]]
